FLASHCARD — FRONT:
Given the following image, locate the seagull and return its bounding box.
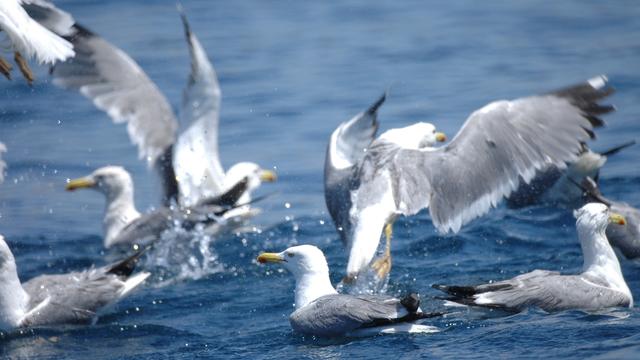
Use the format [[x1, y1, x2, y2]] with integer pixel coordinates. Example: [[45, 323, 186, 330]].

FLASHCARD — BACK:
[[256, 245, 441, 337], [324, 93, 446, 280], [0, 0, 74, 84], [579, 177, 640, 259], [66, 166, 250, 248], [45, 6, 275, 207], [343, 76, 615, 282], [432, 203, 632, 312], [506, 141, 635, 209], [0, 233, 149, 331]]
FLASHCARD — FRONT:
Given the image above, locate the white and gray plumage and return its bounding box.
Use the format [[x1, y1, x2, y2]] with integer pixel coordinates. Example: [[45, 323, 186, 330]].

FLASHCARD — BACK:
[[65, 166, 248, 248], [324, 93, 385, 245], [0, 234, 149, 331], [0, 142, 6, 184], [580, 177, 640, 259], [0, 0, 74, 83], [256, 245, 440, 337], [506, 141, 635, 209], [43, 7, 275, 207], [433, 203, 632, 312], [345, 76, 615, 280]]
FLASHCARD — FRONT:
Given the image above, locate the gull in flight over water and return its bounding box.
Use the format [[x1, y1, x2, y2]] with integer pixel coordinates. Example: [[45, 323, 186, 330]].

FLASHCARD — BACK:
[[340, 76, 615, 283]]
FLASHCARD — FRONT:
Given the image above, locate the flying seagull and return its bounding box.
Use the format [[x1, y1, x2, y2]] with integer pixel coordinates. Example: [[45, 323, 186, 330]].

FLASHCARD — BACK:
[[506, 141, 635, 209], [0, 233, 149, 331], [66, 166, 250, 248], [0, 0, 74, 83], [324, 93, 447, 244], [257, 245, 441, 337], [40, 5, 275, 207], [344, 76, 615, 282], [324, 93, 446, 280], [433, 203, 631, 312]]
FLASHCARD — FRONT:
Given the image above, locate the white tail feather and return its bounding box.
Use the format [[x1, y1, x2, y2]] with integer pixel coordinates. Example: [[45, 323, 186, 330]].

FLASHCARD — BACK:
[[118, 272, 150, 299]]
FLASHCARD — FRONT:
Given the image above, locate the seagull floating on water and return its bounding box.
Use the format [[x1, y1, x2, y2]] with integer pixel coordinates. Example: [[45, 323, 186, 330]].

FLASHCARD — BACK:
[[433, 203, 632, 312], [42, 6, 275, 208], [0, 233, 149, 331], [0, 0, 74, 83], [580, 177, 640, 259], [66, 166, 250, 248], [257, 245, 441, 337], [342, 76, 615, 283]]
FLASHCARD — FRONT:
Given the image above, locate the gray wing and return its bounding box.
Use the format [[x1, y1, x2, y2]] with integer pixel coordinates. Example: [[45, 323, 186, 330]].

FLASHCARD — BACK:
[[289, 294, 406, 337], [0, 142, 6, 183], [22, 0, 75, 36], [50, 24, 178, 166], [21, 269, 127, 325], [478, 272, 630, 312], [359, 76, 613, 233], [111, 208, 173, 247], [112, 204, 225, 247], [173, 10, 226, 206], [324, 94, 384, 244]]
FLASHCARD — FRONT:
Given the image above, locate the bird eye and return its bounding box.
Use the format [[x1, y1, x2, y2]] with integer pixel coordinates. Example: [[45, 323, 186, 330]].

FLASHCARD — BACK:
[[286, 252, 294, 258]]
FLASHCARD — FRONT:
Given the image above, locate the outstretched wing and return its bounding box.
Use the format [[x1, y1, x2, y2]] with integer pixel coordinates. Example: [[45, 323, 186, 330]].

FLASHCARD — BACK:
[[0, 0, 74, 64], [173, 9, 225, 206], [324, 93, 385, 243], [363, 76, 614, 233], [22, 0, 75, 36], [50, 24, 178, 165]]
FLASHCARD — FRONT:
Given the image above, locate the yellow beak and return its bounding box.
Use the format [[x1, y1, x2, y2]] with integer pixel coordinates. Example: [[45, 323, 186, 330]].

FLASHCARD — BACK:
[[259, 169, 277, 183], [65, 177, 96, 191], [257, 252, 284, 264], [435, 132, 447, 142], [609, 213, 626, 226]]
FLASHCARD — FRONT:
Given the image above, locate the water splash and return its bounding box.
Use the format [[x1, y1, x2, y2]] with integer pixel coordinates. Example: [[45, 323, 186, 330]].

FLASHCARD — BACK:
[[141, 225, 225, 287]]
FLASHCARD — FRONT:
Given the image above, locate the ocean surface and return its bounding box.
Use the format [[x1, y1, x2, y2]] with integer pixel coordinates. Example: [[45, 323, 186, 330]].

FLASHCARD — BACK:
[[1, 0, 640, 358]]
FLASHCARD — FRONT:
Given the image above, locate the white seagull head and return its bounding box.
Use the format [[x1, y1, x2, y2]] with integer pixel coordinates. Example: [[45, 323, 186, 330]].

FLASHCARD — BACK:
[[378, 122, 446, 150], [66, 165, 134, 199]]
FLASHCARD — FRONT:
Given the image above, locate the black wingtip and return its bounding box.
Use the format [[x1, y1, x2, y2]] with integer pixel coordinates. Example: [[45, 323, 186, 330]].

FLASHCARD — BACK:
[[197, 177, 249, 208], [400, 293, 421, 313], [176, 2, 193, 42], [431, 283, 477, 297], [600, 140, 637, 157], [366, 92, 387, 116], [549, 76, 616, 129], [569, 176, 611, 207], [107, 247, 148, 277]]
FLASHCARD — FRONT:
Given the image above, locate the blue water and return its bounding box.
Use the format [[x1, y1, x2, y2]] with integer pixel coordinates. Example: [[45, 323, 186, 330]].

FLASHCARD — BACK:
[[1, 0, 640, 358]]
